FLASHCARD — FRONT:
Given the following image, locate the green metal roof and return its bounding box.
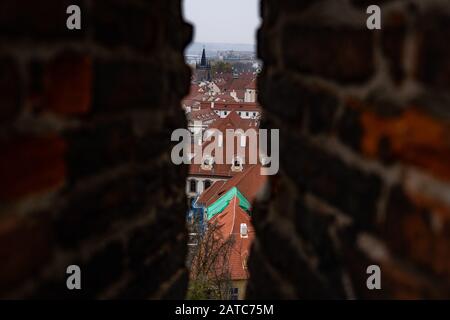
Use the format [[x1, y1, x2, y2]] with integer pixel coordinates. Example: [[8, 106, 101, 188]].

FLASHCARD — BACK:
[[206, 187, 251, 220]]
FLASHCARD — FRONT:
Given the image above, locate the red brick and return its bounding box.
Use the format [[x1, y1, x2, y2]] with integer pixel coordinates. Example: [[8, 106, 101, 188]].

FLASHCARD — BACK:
[[352, 101, 450, 181], [282, 25, 375, 83], [0, 134, 66, 201], [416, 13, 450, 90], [0, 215, 53, 292], [379, 261, 449, 299], [384, 187, 450, 284], [381, 11, 407, 83], [342, 245, 386, 299], [41, 53, 92, 115], [343, 243, 449, 299], [0, 0, 85, 41]]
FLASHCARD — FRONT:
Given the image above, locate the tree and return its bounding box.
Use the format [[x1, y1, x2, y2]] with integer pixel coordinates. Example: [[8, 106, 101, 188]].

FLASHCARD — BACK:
[[187, 220, 235, 300], [211, 61, 232, 75]]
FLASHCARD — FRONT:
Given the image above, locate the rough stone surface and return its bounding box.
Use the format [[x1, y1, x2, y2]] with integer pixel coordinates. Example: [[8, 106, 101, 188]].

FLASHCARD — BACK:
[[248, 0, 450, 299], [0, 0, 191, 299]]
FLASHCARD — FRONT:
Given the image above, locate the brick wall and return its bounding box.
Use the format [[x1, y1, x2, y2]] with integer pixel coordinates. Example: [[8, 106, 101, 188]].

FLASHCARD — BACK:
[[247, 0, 450, 299], [0, 0, 191, 299], [2, 0, 449, 301]]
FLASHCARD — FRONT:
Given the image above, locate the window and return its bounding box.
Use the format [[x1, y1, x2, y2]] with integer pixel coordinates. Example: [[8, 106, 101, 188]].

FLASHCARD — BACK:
[[246, 112, 249, 117], [230, 288, 239, 300], [204, 180, 212, 190], [189, 180, 197, 193], [204, 157, 213, 166], [240, 223, 248, 238], [202, 156, 214, 170], [233, 156, 243, 168], [253, 112, 256, 116]]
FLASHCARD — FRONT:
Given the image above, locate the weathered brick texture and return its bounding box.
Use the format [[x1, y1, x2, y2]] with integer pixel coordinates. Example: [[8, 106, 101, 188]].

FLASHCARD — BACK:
[[248, 0, 450, 299], [3, 0, 449, 301], [0, 0, 191, 299]]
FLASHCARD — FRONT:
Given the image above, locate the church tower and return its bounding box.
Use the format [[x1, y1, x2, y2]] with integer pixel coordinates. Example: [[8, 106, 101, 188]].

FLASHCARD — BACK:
[[195, 46, 212, 82]]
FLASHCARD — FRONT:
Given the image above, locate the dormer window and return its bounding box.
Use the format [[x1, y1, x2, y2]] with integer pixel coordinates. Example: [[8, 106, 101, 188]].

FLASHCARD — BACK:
[[202, 155, 214, 170], [231, 156, 243, 172], [240, 223, 248, 238]]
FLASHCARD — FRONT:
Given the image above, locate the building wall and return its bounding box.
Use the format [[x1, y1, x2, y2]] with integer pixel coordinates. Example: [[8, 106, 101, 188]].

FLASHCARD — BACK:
[[247, 0, 450, 299], [215, 109, 260, 119], [186, 177, 225, 199], [232, 279, 248, 300], [0, 0, 191, 299], [237, 111, 260, 119]]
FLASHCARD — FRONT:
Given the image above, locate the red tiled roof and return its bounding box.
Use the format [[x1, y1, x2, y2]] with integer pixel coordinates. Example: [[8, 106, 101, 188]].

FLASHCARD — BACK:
[[196, 180, 228, 205], [212, 102, 262, 112], [214, 94, 239, 103], [187, 105, 262, 180], [213, 73, 256, 93], [210, 196, 255, 280], [189, 163, 239, 179], [197, 164, 267, 207], [189, 112, 259, 178], [208, 111, 260, 131], [232, 89, 246, 101], [245, 79, 257, 90], [228, 78, 252, 91], [187, 108, 220, 122]]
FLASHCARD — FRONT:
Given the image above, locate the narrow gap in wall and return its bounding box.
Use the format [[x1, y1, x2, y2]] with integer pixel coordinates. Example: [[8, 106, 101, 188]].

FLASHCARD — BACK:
[[181, 0, 263, 300]]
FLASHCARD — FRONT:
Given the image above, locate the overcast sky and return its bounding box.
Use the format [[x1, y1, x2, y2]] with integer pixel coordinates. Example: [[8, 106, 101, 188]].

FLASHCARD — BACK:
[[183, 0, 260, 45]]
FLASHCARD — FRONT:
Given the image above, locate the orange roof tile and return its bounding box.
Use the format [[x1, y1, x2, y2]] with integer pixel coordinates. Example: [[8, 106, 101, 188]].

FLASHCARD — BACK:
[[187, 108, 220, 122], [210, 196, 255, 280], [197, 164, 267, 207], [245, 79, 257, 90]]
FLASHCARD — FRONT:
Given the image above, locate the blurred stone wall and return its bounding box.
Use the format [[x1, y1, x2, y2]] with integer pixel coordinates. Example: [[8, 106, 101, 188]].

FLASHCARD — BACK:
[[247, 0, 450, 299], [0, 0, 191, 299]]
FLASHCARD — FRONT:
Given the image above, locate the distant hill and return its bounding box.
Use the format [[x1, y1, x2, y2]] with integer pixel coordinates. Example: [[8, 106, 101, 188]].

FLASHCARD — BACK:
[[186, 42, 256, 55]]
